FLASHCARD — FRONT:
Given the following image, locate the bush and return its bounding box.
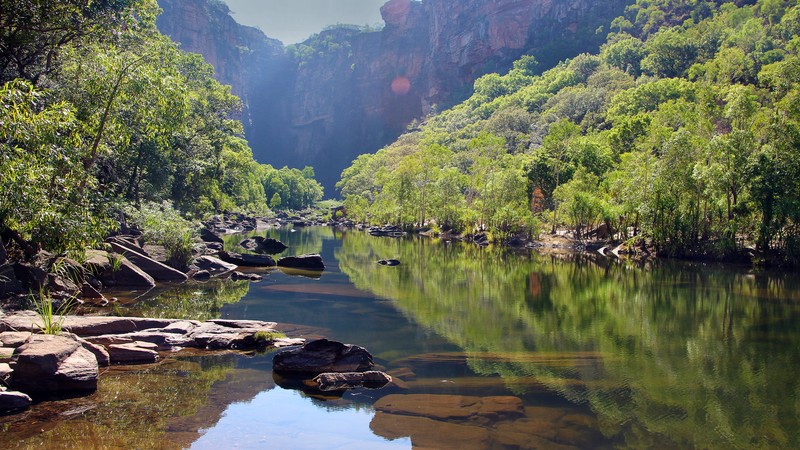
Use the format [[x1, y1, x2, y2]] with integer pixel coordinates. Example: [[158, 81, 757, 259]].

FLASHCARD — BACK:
[[123, 201, 198, 269]]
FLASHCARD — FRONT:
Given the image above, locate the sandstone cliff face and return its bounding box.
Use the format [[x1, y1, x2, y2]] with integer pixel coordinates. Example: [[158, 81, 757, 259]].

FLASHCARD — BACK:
[[157, 0, 631, 192]]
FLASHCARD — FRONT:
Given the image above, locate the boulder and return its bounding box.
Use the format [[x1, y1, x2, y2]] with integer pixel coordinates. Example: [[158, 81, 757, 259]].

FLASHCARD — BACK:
[[0, 331, 32, 348], [108, 241, 188, 283], [0, 390, 32, 413], [377, 259, 401, 266], [277, 254, 325, 271], [0, 362, 12, 383], [231, 271, 263, 282], [75, 337, 110, 367], [83, 249, 112, 278], [310, 371, 392, 391], [218, 251, 276, 267], [239, 237, 288, 254], [192, 255, 237, 276], [187, 322, 276, 350], [273, 339, 373, 374], [10, 334, 99, 394]]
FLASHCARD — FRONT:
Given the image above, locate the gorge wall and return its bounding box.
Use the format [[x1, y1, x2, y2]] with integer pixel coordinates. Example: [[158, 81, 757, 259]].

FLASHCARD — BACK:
[[157, 0, 631, 192]]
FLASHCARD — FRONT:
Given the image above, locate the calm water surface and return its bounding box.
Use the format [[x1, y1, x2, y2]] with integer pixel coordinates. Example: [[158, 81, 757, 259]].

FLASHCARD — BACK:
[[2, 227, 800, 449]]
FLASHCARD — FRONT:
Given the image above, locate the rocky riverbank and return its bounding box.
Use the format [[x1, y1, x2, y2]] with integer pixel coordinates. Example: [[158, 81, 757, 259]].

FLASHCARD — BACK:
[[0, 311, 303, 414]]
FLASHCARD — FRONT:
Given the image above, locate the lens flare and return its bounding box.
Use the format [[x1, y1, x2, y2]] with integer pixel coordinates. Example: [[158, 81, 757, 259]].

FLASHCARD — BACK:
[[391, 76, 411, 95]]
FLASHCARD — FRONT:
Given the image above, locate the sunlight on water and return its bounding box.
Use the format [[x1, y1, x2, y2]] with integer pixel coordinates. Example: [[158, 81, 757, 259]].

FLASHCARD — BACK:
[[191, 388, 411, 450]]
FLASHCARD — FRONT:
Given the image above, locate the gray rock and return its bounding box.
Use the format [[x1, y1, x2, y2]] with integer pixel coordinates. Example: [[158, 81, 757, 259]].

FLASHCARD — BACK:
[[0, 390, 31, 413], [200, 228, 224, 244], [231, 271, 263, 282], [191, 269, 211, 281], [193, 256, 238, 276], [277, 254, 325, 271], [273, 339, 373, 374], [311, 371, 392, 391], [10, 334, 98, 394], [239, 237, 288, 254], [219, 251, 276, 267], [108, 241, 188, 283], [107, 254, 156, 288], [0, 331, 34, 348]]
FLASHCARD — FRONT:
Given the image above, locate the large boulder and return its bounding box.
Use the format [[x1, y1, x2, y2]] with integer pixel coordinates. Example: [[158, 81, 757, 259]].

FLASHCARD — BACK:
[[108, 241, 188, 283], [239, 237, 288, 254], [10, 334, 99, 395], [273, 339, 373, 374], [218, 251, 276, 267], [277, 254, 325, 271]]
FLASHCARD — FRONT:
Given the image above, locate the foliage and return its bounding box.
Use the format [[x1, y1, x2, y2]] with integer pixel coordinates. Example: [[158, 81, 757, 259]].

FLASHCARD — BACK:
[[0, 0, 324, 257], [29, 291, 73, 335], [123, 201, 197, 268], [337, 0, 800, 262]]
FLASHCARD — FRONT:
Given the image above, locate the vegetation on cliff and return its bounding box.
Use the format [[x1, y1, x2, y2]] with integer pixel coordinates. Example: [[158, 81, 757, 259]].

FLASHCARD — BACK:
[[337, 0, 800, 264], [0, 0, 322, 257]]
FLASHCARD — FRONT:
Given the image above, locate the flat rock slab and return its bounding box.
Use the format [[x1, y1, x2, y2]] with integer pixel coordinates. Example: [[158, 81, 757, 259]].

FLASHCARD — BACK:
[[193, 256, 237, 276], [107, 342, 159, 364], [374, 394, 525, 423], [273, 338, 373, 374], [108, 241, 188, 283], [10, 334, 98, 395], [0, 311, 181, 336], [0, 390, 32, 413]]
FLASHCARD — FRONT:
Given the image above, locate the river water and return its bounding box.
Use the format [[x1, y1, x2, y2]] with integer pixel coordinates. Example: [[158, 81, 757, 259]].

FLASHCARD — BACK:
[[2, 226, 799, 449]]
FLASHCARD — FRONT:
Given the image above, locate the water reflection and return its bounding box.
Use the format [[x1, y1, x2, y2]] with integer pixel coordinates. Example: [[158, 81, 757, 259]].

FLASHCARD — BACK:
[[336, 231, 800, 448]]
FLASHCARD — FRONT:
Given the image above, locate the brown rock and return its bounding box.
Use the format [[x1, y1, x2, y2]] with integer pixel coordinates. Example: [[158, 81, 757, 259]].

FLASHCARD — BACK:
[[0, 331, 34, 348], [373, 394, 524, 423], [10, 334, 99, 394], [219, 251, 276, 267], [106, 342, 159, 364], [0, 311, 180, 336], [370, 412, 491, 449]]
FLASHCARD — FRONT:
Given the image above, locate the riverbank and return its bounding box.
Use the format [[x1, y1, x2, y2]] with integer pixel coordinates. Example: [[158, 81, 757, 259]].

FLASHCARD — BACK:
[[0, 311, 304, 414]]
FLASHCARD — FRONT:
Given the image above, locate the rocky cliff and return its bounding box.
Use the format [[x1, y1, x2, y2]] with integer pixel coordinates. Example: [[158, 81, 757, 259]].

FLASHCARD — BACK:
[[157, 0, 631, 192]]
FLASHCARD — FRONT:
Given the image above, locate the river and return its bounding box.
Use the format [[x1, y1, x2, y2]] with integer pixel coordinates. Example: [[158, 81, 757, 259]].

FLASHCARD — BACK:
[[2, 226, 799, 449]]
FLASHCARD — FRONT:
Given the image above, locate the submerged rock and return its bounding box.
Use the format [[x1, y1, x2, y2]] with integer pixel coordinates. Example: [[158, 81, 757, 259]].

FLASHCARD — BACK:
[[231, 271, 263, 282], [310, 371, 392, 391], [273, 339, 373, 374], [373, 394, 525, 423], [276, 254, 325, 271]]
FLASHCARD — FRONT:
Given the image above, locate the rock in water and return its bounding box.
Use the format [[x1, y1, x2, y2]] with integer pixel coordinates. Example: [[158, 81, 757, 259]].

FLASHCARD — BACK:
[[276, 254, 325, 271], [0, 391, 32, 413], [239, 237, 288, 254], [219, 251, 276, 267], [377, 259, 401, 266], [10, 334, 99, 395], [311, 371, 392, 391], [273, 339, 373, 374]]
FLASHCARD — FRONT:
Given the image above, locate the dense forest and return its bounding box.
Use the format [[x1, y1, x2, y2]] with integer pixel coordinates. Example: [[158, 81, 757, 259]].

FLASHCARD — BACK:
[[337, 0, 800, 263], [0, 0, 323, 257]]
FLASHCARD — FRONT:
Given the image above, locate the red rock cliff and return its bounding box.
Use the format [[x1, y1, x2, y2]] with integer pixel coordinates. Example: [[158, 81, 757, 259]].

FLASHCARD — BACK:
[[157, 0, 631, 192]]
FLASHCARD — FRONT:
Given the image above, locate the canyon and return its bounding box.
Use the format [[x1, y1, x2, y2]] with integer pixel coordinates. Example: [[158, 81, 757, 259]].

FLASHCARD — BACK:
[[157, 0, 630, 192]]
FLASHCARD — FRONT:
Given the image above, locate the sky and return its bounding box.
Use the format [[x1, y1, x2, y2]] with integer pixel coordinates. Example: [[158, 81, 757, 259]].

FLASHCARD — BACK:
[[223, 0, 388, 44]]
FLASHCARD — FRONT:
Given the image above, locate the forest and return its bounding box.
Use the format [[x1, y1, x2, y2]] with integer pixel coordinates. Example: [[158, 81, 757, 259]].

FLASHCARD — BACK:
[[0, 0, 323, 257], [337, 0, 800, 264]]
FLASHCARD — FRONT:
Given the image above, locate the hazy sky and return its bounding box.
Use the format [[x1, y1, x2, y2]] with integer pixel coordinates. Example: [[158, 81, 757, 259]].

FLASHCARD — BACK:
[[223, 0, 388, 44]]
